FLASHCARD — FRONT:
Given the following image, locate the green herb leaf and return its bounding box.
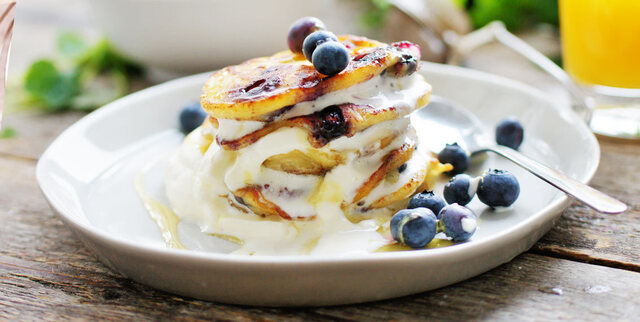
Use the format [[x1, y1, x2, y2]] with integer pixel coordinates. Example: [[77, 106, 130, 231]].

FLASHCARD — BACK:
[[371, 0, 391, 10], [0, 127, 17, 139], [71, 70, 128, 110], [19, 32, 144, 113], [79, 39, 144, 76], [57, 31, 88, 58], [360, 0, 392, 30], [465, 0, 559, 31], [42, 73, 79, 110], [24, 60, 79, 111], [24, 60, 59, 94]]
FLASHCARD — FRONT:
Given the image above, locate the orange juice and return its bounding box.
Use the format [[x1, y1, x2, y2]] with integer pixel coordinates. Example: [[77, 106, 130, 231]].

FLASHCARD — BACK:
[[560, 0, 640, 89]]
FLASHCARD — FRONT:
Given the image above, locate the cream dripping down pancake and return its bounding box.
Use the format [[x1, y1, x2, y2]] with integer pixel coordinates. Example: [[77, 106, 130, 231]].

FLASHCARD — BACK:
[[164, 35, 451, 255]]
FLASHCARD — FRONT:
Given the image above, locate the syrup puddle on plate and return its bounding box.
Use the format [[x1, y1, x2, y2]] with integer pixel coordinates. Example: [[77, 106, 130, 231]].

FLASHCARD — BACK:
[[135, 159, 244, 252], [376, 238, 455, 252], [134, 163, 186, 249]]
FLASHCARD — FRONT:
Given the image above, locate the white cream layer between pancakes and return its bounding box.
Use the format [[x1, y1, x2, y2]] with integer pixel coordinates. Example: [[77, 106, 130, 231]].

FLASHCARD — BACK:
[[215, 73, 431, 141], [164, 73, 431, 256]]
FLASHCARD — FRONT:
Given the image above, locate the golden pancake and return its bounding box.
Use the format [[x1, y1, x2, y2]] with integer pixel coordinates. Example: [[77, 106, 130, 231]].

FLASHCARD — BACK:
[[201, 35, 421, 121]]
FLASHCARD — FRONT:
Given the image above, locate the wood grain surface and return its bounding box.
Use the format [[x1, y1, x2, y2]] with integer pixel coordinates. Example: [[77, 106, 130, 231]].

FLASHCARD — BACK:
[[532, 139, 640, 271], [1, 1, 639, 320]]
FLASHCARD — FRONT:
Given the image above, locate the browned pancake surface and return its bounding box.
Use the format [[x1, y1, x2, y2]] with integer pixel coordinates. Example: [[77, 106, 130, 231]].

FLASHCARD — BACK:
[[201, 35, 420, 120]]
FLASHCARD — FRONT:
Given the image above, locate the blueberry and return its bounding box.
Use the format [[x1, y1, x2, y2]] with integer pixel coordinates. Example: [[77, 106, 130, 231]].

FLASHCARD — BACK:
[[312, 41, 350, 76], [303, 30, 338, 61], [439, 204, 477, 241], [437, 143, 469, 175], [477, 169, 520, 208], [384, 53, 418, 78], [179, 102, 207, 134], [287, 17, 326, 54], [443, 174, 479, 206], [390, 208, 437, 249], [496, 117, 524, 150], [407, 191, 446, 218]]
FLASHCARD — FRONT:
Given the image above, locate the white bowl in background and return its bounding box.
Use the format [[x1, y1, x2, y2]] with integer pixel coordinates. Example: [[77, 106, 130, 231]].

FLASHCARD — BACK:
[[87, 0, 369, 79]]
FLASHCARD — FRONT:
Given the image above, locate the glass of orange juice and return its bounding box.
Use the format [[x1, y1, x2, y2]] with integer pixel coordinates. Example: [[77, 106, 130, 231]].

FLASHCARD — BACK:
[[560, 0, 640, 138]]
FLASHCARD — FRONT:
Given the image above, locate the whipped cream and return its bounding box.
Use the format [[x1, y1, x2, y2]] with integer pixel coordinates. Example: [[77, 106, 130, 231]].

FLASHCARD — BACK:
[[164, 126, 393, 255], [165, 118, 418, 254], [216, 119, 265, 141], [461, 217, 477, 233]]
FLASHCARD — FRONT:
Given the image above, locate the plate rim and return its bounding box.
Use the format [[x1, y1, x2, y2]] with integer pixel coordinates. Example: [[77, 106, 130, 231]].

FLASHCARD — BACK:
[[36, 62, 600, 266]]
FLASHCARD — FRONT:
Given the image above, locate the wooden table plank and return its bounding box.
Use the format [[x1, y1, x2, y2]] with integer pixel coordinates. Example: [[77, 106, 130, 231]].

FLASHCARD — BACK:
[[0, 112, 83, 160], [533, 138, 640, 271], [3, 239, 639, 320]]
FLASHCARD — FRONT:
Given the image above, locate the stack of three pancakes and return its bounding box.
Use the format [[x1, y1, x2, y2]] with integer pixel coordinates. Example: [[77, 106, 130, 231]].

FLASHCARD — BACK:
[[165, 35, 449, 254]]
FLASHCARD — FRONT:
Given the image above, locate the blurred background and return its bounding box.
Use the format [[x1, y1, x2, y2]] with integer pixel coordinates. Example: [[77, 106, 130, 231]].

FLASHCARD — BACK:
[[3, 0, 564, 139]]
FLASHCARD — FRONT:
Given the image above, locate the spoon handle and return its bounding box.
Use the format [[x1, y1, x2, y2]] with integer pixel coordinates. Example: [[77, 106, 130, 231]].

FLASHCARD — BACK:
[[478, 145, 627, 214]]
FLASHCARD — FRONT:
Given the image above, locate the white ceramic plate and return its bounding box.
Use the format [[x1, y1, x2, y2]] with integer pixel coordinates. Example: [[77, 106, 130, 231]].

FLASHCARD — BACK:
[[36, 63, 599, 306]]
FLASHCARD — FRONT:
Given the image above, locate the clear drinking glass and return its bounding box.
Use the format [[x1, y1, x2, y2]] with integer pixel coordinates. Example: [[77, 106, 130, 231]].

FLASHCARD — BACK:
[[559, 0, 640, 138]]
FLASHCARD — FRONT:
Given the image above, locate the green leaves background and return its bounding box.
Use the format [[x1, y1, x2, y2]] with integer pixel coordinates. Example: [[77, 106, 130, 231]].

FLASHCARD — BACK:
[[22, 32, 143, 112]]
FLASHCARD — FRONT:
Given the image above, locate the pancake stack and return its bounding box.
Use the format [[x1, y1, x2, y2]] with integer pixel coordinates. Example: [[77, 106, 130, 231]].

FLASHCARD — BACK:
[[165, 35, 450, 253]]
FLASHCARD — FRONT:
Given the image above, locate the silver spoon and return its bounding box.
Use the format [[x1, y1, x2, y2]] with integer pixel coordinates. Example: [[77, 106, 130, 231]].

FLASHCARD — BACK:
[[412, 95, 627, 214]]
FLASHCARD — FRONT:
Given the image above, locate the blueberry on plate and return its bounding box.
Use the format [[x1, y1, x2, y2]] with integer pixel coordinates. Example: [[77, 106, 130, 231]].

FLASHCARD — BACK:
[[287, 17, 326, 54], [390, 208, 437, 249], [496, 117, 524, 150], [302, 30, 338, 61], [443, 174, 480, 206], [439, 204, 477, 241], [437, 143, 469, 175], [312, 41, 350, 76], [477, 169, 520, 208], [179, 102, 207, 134], [407, 191, 446, 218]]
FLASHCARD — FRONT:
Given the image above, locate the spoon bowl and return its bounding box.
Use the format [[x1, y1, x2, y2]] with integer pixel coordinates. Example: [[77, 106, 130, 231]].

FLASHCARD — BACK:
[[413, 95, 490, 154]]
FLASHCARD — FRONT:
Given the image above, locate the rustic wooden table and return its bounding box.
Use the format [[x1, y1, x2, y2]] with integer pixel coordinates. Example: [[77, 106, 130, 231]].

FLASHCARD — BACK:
[[1, 2, 639, 320]]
